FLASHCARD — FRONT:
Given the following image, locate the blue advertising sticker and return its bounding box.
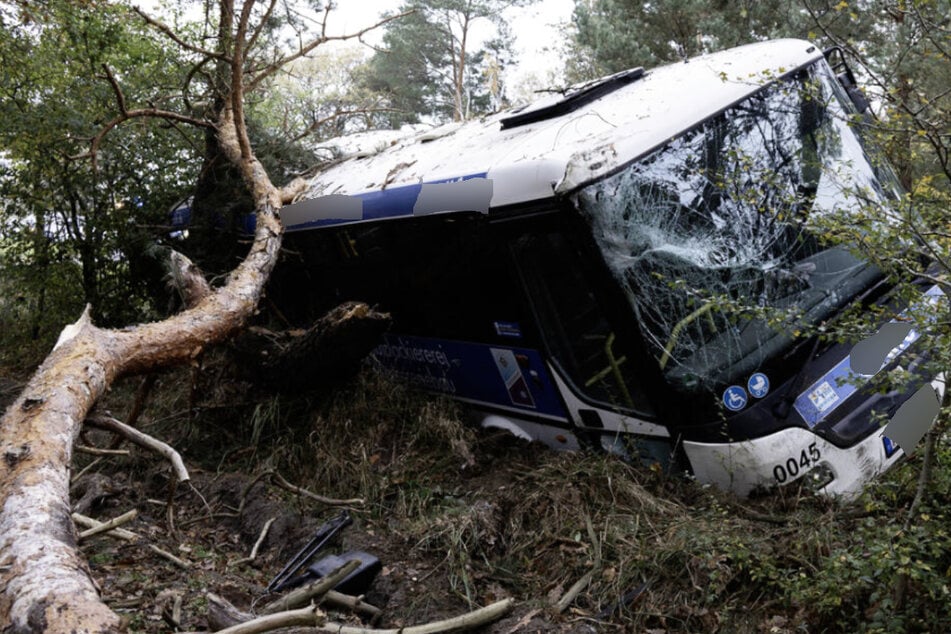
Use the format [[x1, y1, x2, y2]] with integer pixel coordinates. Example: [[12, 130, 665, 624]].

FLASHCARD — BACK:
[[372, 333, 566, 418]]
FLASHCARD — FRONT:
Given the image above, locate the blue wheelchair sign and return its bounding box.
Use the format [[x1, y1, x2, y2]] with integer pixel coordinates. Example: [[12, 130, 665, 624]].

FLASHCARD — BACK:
[[722, 385, 748, 411]]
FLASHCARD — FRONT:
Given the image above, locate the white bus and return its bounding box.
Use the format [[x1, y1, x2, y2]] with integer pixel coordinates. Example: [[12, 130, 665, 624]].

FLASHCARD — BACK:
[[272, 39, 943, 497]]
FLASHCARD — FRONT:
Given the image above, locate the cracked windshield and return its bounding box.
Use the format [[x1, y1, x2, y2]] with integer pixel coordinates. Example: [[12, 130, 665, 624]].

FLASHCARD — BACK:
[[576, 62, 894, 394]]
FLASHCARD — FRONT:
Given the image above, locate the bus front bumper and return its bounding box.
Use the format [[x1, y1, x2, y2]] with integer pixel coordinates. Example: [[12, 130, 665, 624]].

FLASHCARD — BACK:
[[682, 375, 943, 498]]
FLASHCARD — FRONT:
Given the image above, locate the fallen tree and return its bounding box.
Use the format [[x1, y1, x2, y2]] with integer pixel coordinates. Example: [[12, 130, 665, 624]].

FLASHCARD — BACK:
[[0, 116, 282, 633], [0, 2, 401, 631]]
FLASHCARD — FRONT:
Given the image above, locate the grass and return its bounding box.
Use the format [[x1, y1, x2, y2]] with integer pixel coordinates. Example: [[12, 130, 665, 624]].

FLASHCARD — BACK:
[[66, 364, 951, 632]]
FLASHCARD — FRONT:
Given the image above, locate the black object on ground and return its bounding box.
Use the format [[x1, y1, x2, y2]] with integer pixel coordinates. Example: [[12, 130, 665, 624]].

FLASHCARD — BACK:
[[267, 510, 353, 592], [304, 550, 382, 596]]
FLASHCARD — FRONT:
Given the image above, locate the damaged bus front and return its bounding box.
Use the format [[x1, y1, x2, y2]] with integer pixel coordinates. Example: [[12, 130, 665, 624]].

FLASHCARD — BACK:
[[275, 39, 943, 498]]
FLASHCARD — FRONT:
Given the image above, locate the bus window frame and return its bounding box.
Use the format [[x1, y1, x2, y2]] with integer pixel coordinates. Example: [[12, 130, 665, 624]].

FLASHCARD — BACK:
[[502, 207, 668, 424]]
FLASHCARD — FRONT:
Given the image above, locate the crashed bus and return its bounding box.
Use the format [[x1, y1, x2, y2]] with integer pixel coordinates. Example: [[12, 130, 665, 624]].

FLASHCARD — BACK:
[[271, 39, 943, 497]]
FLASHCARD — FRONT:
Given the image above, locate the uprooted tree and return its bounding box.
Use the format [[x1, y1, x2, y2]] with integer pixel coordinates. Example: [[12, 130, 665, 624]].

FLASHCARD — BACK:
[[0, 1, 405, 631]]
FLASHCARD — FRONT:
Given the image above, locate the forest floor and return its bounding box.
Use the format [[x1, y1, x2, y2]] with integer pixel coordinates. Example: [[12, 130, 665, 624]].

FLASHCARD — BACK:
[[2, 363, 948, 633]]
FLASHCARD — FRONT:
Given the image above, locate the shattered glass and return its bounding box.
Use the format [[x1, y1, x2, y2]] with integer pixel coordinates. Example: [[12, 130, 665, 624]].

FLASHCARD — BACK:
[[575, 62, 889, 393]]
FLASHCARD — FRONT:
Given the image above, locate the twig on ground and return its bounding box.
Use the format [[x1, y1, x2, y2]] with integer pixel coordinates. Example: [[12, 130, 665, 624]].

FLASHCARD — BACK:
[[232, 517, 276, 566], [502, 608, 541, 634], [77, 510, 138, 541], [270, 471, 364, 506], [554, 571, 595, 614], [317, 598, 515, 634], [76, 445, 130, 457], [86, 414, 190, 483], [554, 514, 601, 613], [323, 590, 382, 620], [72, 512, 138, 541], [236, 470, 274, 515], [110, 597, 145, 609], [157, 589, 184, 629], [70, 457, 103, 486], [166, 478, 179, 539], [208, 604, 325, 634], [149, 545, 191, 570]]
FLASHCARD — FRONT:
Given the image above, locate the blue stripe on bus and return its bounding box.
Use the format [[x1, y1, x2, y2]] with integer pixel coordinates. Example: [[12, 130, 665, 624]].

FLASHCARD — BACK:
[[285, 172, 489, 231]]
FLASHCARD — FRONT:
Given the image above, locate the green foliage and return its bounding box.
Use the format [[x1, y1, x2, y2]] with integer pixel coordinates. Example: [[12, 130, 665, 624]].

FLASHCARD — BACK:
[[0, 1, 202, 361], [247, 45, 389, 173], [361, 0, 524, 125], [569, 0, 805, 79], [803, 1, 951, 190]]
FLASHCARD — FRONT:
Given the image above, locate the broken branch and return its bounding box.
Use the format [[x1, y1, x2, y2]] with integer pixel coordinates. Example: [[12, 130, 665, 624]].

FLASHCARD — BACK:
[[72, 512, 138, 542], [75, 445, 130, 456], [318, 598, 515, 634], [323, 590, 382, 620], [261, 559, 360, 615], [86, 414, 190, 483], [270, 472, 364, 507], [149, 545, 191, 570], [77, 509, 138, 541], [553, 571, 594, 613], [211, 605, 325, 634]]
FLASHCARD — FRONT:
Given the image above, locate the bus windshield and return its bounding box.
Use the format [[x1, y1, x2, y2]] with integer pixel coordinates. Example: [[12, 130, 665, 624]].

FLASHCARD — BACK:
[[575, 60, 894, 393]]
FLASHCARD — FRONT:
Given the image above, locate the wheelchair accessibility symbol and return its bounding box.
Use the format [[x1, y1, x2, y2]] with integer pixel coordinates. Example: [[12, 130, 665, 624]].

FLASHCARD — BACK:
[[722, 385, 748, 411]]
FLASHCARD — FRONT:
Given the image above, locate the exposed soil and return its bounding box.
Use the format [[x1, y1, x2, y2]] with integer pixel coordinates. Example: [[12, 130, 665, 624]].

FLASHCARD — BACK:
[[30, 366, 907, 633], [75, 436, 602, 633]]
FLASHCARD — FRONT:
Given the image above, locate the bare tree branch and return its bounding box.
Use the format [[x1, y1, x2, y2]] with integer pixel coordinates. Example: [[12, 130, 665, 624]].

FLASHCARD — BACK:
[[246, 10, 412, 93], [246, 0, 280, 54], [85, 414, 190, 484], [132, 5, 228, 60], [72, 64, 215, 170]]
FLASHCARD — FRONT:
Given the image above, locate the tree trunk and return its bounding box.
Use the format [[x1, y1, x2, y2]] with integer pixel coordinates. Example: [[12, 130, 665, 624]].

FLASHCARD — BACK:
[[0, 105, 283, 632]]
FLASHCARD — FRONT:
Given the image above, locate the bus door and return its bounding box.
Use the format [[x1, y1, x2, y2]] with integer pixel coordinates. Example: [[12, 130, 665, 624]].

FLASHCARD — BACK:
[[511, 231, 675, 467]]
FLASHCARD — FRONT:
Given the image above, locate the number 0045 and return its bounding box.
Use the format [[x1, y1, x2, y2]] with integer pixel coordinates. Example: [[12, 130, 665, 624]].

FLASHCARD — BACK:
[[773, 442, 821, 483]]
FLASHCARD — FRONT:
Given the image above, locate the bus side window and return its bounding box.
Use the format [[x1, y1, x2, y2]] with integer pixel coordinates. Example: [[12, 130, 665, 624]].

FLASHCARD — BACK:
[[514, 233, 654, 415]]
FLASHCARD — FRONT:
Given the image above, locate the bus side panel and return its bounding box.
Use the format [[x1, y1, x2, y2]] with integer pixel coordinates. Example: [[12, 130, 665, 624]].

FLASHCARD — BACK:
[[373, 333, 571, 422]]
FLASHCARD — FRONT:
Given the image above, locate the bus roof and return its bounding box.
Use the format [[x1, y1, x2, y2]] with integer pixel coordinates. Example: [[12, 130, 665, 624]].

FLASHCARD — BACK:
[[284, 39, 823, 231]]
